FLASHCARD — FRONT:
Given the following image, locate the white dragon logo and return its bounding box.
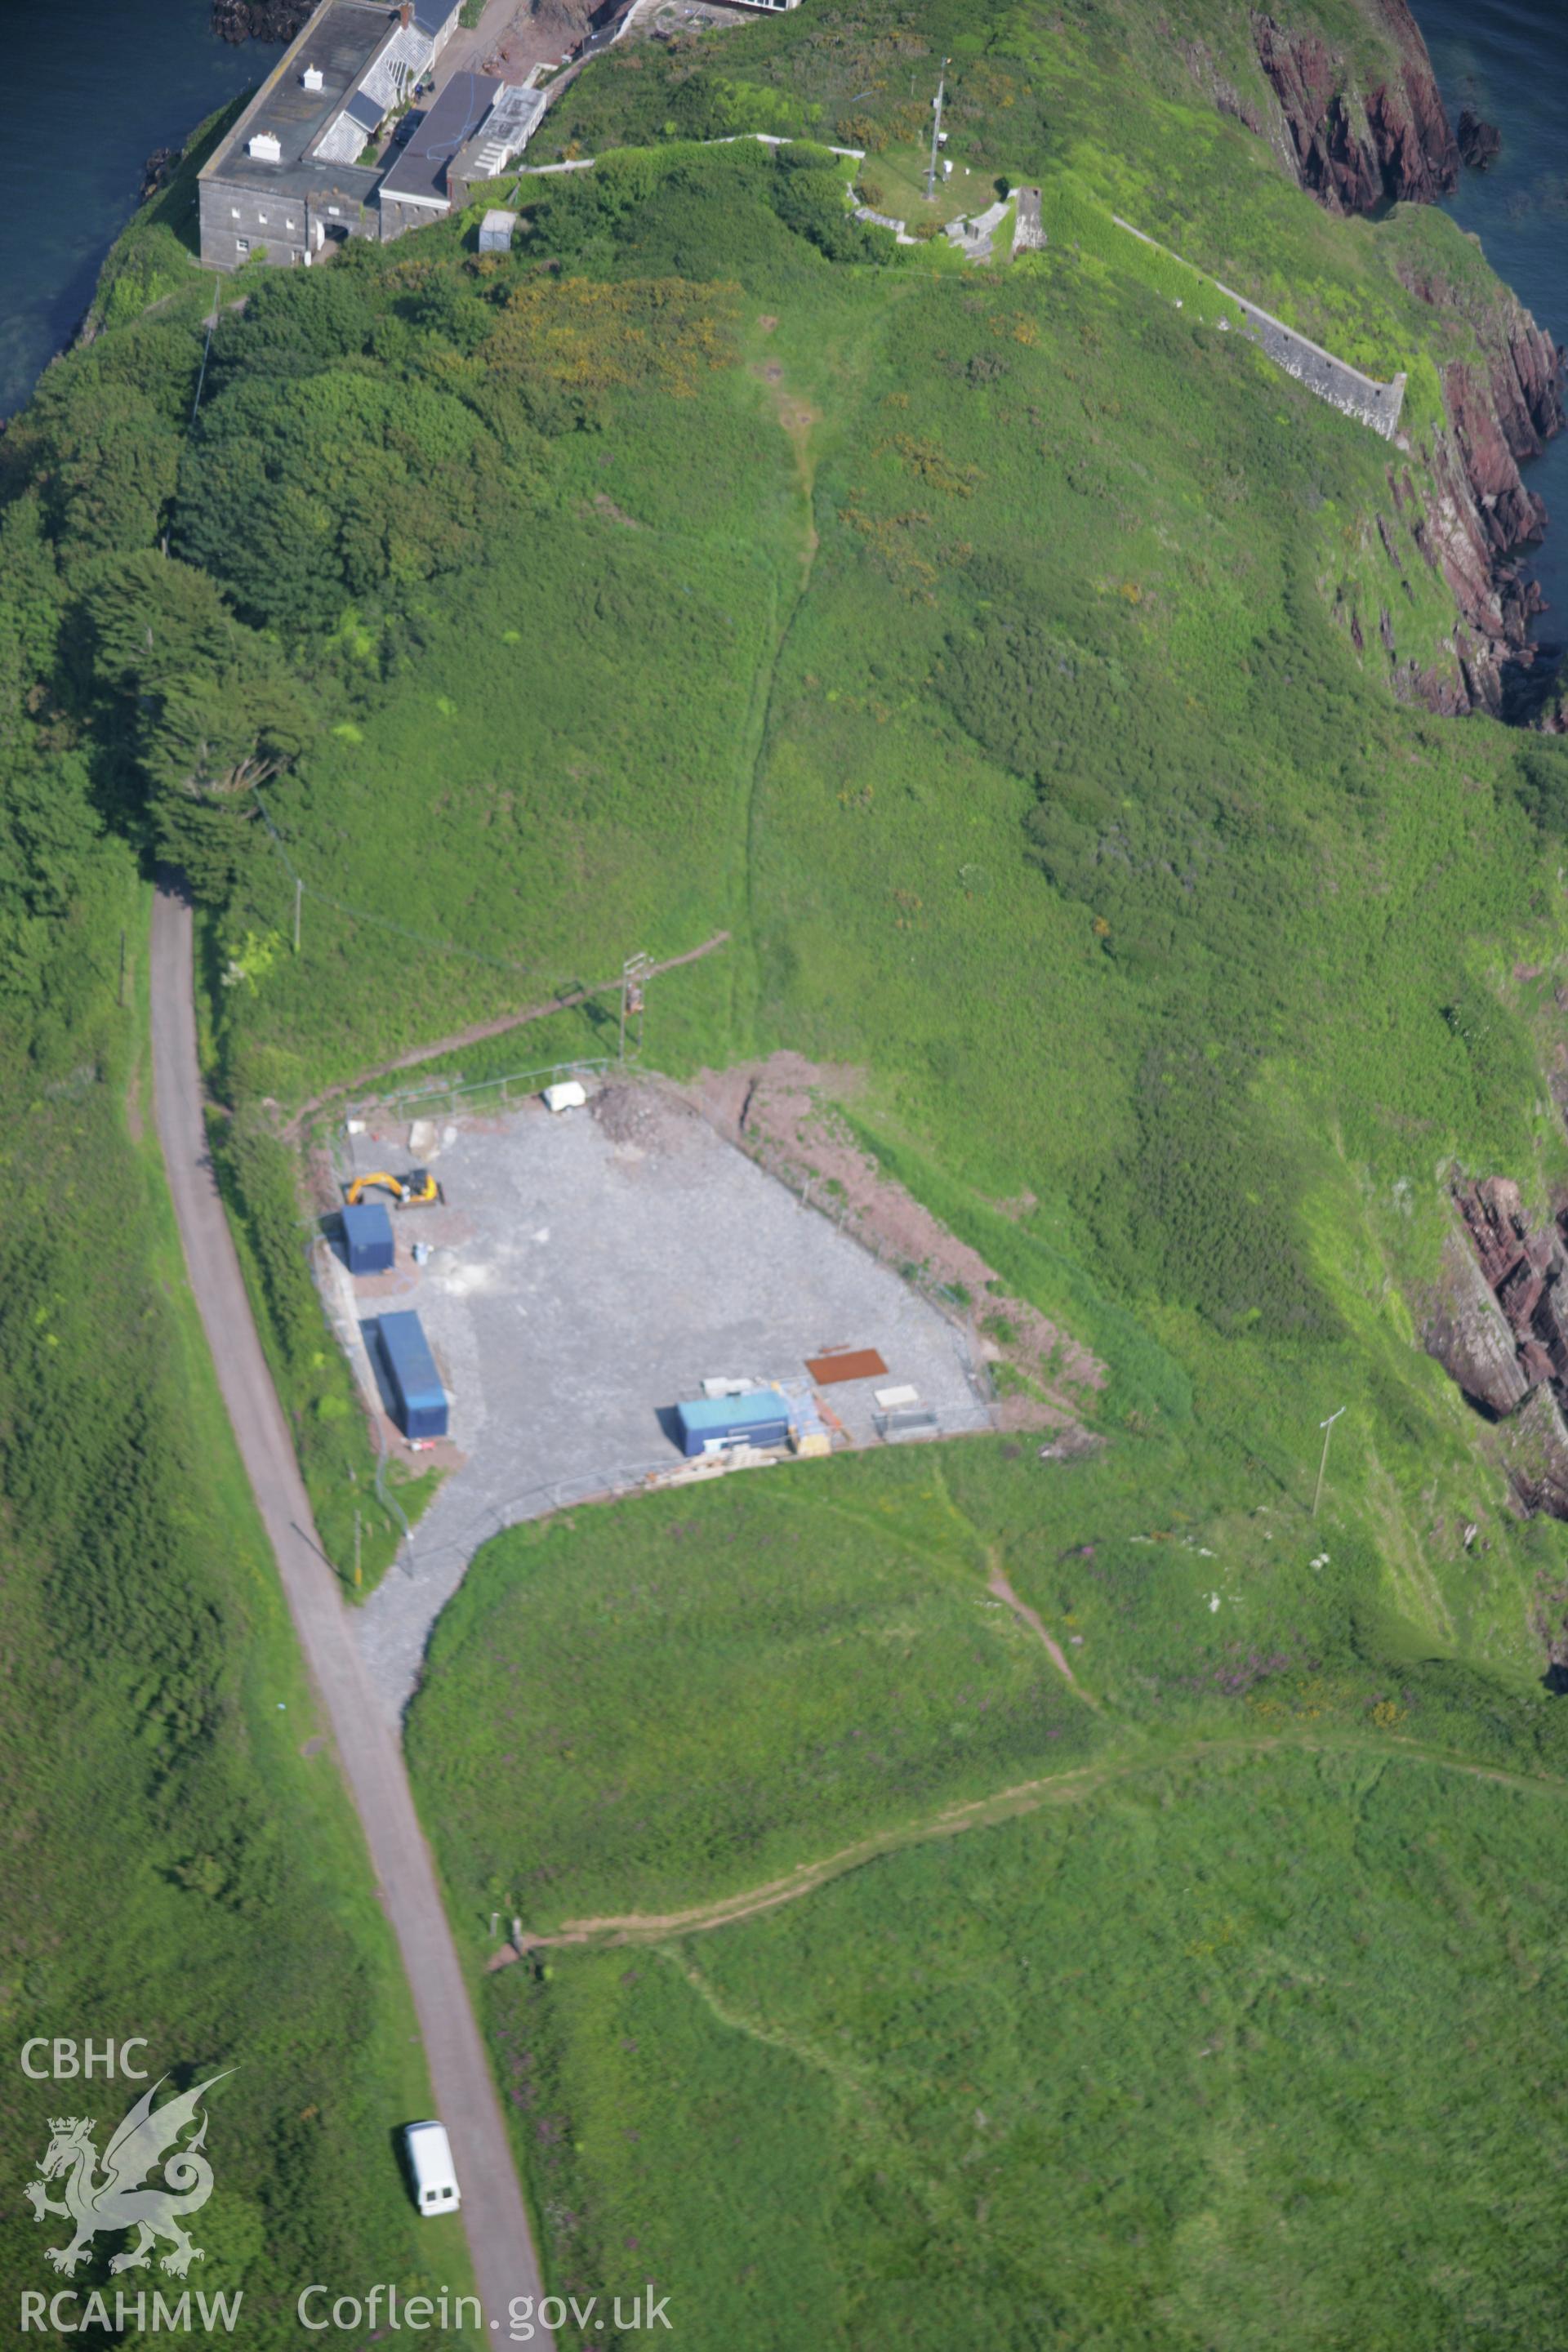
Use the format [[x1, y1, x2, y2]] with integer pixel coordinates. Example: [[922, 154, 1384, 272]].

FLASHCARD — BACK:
[[24, 2073, 231, 2279]]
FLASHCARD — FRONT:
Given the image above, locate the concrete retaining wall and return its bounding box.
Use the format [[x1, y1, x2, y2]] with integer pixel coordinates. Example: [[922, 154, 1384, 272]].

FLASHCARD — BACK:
[[1112, 213, 1406, 441]]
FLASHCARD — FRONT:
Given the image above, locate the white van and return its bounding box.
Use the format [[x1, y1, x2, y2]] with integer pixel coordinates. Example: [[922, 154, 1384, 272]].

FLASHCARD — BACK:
[[404, 2121, 461, 2217]]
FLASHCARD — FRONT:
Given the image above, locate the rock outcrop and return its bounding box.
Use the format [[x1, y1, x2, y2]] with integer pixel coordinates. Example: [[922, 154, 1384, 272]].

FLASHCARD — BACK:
[[1214, 10, 1566, 719], [1426, 1223, 1532, 1416], [1500, 1387, 1568, 1521], [1457, 109, 1502, 172], [1251, 2, 1457, 214], [211, 0, 315, 40], [140, 147, 181, 203], [1430, 1177, 1568, 1517]]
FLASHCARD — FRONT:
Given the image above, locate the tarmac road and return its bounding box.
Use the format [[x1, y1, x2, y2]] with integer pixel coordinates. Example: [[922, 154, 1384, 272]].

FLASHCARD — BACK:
[[149, 880, 553, 2345]]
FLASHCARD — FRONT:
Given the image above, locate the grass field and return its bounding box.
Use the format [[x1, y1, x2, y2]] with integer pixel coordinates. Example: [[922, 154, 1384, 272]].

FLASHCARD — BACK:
[[412, 1424, 1568, 2342], [408, 1454, 1106, 1935], [486, 1739, 1568, 2350], [410, 1432, 1568, 1937]]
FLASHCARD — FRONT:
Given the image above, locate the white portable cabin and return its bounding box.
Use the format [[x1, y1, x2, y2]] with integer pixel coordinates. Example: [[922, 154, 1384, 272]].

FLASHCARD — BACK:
[[541, 1080, 587, 1114], [404, 2121, 461, 2216]]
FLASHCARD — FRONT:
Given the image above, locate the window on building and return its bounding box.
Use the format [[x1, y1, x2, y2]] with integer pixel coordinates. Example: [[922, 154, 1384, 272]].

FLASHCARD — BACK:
[[236, 238, 250, 253], [230, 207, 240, 220], [287, 218, 296, 231], [258, 212, 268, 225]]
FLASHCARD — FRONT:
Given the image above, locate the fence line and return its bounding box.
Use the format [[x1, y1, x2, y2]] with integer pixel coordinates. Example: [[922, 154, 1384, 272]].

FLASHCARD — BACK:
[[734, 1126, 987, 1343], [396, 1454, 691, 1573], [308, 1072, 1001, 1578], [343, 1054, 633, 1129]]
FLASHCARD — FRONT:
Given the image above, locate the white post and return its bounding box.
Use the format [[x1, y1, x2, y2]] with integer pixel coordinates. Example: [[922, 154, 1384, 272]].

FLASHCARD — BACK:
[[1312, 1406, 1345, 1518]]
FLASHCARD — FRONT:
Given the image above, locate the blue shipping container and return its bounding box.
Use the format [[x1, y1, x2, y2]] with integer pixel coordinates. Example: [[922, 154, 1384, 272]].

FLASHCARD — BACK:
[[675, 1388, 790, 1458], [375, 1310, 448, 1441], [342, 1200, 395, 1276]]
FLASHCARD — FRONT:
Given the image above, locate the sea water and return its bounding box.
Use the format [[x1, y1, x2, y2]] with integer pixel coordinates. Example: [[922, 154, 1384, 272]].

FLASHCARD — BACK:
[[0, 2, 283, 421], [1415, 0, 1568, 635]]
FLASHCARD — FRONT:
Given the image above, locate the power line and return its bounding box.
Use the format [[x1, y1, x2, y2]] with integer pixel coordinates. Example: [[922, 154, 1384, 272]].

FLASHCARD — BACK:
[[251, 787, 546, 979]]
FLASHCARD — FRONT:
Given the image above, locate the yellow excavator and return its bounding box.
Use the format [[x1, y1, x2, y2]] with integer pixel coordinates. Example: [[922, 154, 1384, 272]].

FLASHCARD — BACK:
[[345, 1168, 443, 1209]]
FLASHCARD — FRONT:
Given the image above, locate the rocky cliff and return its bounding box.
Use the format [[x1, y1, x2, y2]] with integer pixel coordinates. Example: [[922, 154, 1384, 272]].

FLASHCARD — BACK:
[[1237, 5, 1564, 718], [1428, 1177, 1568, 1516], [1391, 270, 1566, 717], [212, 0, 315, 40], [1252, 1, 1457, 212]]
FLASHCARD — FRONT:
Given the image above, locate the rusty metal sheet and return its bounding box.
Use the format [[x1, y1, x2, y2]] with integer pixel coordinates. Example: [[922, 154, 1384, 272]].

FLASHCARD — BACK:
[[806, 1348, 889, 1385]]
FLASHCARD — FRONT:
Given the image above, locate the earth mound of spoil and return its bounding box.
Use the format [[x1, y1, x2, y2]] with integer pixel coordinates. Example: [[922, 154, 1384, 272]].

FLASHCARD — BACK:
[[589, 1082, 695, 1156]]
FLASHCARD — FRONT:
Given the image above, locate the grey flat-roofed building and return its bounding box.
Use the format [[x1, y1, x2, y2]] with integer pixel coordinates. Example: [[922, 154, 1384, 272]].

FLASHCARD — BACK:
[[198, 0, 388, 268], [448, 83, 546, 207], [378, 71, 501, 239]]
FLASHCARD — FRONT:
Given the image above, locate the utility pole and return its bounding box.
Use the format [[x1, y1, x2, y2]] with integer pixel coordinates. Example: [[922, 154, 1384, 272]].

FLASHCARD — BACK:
[[619, 951, 651, 1062], [1312, 1405, 1345, 1518], [118, 928, 127, 1009], [293, 875, 303, 956], [924, 57, 950, 203], [354, 1507, 362, 1590]]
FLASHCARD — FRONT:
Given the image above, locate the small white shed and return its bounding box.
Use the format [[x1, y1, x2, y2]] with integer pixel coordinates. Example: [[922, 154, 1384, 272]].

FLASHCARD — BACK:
[[404, 2121, 461, 2216], [479, 209, 518, 252], [542, 1080, 587, 1115]]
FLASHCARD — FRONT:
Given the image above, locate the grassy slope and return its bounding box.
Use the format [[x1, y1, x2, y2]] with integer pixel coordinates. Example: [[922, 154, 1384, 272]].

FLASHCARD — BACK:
[[409, 1436, 1568, 1934], [408, 1456, 1104, 1935], [0, 882, 477, 2340], [11, 0, 1568, 2340], [499, 1742, 1568, 2350]]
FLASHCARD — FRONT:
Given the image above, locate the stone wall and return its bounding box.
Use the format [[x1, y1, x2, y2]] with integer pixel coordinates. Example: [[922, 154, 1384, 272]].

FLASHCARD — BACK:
[[1111, 215, 1406, 440], [1216, 281, 1407, 439]]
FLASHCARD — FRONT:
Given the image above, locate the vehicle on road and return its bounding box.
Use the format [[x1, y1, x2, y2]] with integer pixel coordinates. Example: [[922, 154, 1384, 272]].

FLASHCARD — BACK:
[[404, 2121, 461, 2217]]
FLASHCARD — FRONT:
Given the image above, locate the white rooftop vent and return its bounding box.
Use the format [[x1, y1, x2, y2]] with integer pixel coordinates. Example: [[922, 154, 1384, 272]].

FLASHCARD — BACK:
[[248, 131, 283, 162], [302, 65, 324, 91]]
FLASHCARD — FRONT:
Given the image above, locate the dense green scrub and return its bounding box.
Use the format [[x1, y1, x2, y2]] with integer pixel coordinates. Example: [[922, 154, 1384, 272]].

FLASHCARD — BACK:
[[0, 889, 475, 2336], [0, 113, 474, 2343]]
